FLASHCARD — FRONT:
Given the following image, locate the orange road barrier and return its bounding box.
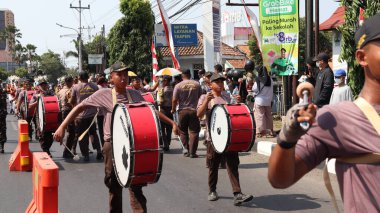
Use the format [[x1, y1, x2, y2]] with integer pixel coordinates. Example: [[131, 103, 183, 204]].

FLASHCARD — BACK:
[[25, 152, 59, 213], [9, 120, 33, 171]]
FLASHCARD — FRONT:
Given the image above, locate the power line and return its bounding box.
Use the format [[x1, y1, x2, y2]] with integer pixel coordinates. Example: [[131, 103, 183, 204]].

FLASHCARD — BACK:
[[92, 5, 119, 24], [70, 0, 90, 72]]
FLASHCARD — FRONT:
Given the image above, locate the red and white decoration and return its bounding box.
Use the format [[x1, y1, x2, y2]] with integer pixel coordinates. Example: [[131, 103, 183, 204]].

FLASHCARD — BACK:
[[156, 0, 180, 69]]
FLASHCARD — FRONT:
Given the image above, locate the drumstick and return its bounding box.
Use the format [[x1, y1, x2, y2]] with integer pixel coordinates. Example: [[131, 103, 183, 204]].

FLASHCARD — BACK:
[[62, 143, 80, 161], [296, 82, 314, 131], [52, 133, 80, 161], [172, 112, 188, 153]]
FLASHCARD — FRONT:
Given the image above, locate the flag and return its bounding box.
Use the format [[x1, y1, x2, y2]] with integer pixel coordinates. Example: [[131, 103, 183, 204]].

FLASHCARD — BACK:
[[156, 0, 180, 69], [152, 39, 159, 82], [241, 0, 262, 51], [359, 8, 365, 26]]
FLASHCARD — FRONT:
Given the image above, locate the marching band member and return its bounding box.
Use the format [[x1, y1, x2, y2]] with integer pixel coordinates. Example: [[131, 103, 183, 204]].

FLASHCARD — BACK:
[[172, 69, 202, 158], [28, 79, 55, 156], [16, 78, 36, 139], [268, 13, 380, 212], [131, 77, 159, 93], [197, 73, 253, 206], [54, 62, 178, 213], [158, 75, 174, 151], [69, 71, 102, 162], [57, 76, 76, 158]]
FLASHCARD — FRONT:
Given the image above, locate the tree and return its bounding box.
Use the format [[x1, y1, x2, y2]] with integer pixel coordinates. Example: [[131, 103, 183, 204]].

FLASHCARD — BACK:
[[13, 43, 27, 66], [15, 67, 28, 77], [65, 39, 89, 71], [247, 34, 263, 66], [39, 50, 65, 83], [25, 44, 39, 72], [85, 35, 106, 73], [0, 67, 9, 81], [298, 17, 332, 72], [107, 0, 154, 77], [339, 0, 380, 97]]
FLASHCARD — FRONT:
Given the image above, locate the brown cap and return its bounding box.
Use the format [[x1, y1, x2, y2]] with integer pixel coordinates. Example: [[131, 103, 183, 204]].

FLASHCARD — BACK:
[[355, 13, 380, 49], [210, 73, 226, 82], [110, 62, 128, 73]]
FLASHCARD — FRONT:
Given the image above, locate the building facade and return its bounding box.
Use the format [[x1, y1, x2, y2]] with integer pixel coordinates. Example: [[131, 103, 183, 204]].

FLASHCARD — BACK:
[[0, 9, 19, 71]]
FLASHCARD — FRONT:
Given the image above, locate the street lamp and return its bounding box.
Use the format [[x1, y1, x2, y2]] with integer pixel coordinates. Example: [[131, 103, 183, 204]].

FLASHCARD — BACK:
[[56, 23, 83, 72]]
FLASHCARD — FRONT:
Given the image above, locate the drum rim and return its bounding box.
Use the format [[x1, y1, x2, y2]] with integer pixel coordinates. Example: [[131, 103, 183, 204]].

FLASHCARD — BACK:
[[148, 103, 164, 184], [242, 104, 256, 152], [111, 103, 134, 188], [208, 104, 231, 154], [24, 92, 28, 119], [126, 102, 163, 185], [37, 96, 45, 133]]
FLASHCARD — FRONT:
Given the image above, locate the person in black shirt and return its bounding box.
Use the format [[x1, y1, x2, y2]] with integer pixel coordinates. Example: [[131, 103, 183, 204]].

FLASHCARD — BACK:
[[312, 53, 334, 108]]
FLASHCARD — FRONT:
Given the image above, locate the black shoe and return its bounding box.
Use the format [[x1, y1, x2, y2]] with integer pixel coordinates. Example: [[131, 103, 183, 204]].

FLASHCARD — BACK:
[[190, 154, 199, 158], [233, 193, 253, 206], [184, 152, 190, 157], [83, 156, 90, 162], [96, 152, 103, 160], [0, 149, 4, 154], [63, 152, 74, 159], [163, 146, 169, 152]]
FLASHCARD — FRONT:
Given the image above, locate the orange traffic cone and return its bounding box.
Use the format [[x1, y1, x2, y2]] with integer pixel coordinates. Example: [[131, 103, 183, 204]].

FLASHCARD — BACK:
[[9, 120, 33, 171]]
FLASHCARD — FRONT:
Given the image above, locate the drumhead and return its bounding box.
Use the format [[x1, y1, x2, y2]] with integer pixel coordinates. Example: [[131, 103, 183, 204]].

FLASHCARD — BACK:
[[209, 105, 230, 153], [111, 104, 132, 187], [24, 93, 28, 118], [38, 97, 44, 132]]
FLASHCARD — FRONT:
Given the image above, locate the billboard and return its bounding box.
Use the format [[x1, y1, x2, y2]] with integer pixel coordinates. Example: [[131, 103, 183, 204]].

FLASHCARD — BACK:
[[172, 24, 197, 46], [259, 0, 299, 76], [88, 54, 103, 65], [155, 24, 198, 47]]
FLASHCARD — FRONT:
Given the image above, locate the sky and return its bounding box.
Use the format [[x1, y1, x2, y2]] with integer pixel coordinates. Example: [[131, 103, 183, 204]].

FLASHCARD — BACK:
[[2, 0, 341, 67]]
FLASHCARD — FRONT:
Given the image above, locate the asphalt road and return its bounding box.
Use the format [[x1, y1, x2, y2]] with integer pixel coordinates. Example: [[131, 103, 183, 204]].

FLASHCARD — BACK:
[[0, 115, 343, 213]]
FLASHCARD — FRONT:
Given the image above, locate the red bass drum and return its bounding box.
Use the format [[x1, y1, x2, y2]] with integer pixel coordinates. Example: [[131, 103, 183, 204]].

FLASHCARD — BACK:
[[111, 102, 163, 187], [209, 103, 256, 153], [37, 96, 61, 133]]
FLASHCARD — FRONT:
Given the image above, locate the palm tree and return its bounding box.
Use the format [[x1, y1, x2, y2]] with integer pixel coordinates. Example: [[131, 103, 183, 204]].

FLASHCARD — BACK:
[[65, 39, 88, 70], [25, 44, 39, 73], [13, 43, 27, 66]]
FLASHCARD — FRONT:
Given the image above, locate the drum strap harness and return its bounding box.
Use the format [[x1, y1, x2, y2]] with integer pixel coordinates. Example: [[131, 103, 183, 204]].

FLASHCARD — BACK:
[[324, 97, 380, 213], [77, 90, 101, 141], [78, 84, 134, 141], [112, 88, 134, 107]]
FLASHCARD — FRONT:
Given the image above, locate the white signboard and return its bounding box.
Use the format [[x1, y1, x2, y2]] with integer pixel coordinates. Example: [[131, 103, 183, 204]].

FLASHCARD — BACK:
[[155, 24, 168, 47], [88, 54, 103, 65]]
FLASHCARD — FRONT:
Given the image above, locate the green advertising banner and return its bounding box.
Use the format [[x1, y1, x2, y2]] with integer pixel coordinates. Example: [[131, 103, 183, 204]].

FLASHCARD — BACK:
[[259, 0, 299, 76]]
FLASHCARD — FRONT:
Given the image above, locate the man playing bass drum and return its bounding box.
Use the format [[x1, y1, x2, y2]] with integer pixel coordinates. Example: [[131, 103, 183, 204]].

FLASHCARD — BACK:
[[197, 73, 253, 206]]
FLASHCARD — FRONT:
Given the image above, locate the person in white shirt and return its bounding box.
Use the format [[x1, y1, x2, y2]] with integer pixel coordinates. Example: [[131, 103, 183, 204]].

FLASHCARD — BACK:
[[329, 69, 353, 104], [252, 66, 275, 138]]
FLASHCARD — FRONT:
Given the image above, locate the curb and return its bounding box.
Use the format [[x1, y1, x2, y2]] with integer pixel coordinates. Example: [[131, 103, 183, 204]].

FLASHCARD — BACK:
[[256, 141, 336, 174]]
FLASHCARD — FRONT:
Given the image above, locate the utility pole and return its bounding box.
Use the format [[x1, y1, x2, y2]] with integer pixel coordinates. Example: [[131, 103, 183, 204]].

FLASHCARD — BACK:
[[102, 25, 106, 72], [306, 0, 314, 59], [70, 0, 90, 72], [315, 0, 320, 55]]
